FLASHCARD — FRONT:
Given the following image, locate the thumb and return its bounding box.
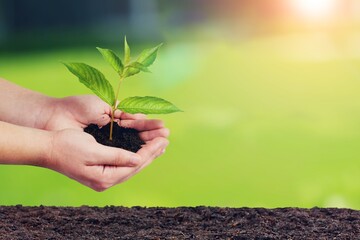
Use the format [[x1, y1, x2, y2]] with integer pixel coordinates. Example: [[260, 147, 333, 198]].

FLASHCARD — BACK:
[[93, 114, 111, 127], [93, 144, 142, 167]]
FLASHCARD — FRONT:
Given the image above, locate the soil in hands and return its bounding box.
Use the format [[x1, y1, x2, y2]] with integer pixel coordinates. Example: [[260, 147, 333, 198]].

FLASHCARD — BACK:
[[84, 123, 144, 153]]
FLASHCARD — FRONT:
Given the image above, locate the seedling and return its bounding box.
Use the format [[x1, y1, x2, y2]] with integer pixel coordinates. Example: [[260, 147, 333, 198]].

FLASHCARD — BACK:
[[63, 37, 181, 140]]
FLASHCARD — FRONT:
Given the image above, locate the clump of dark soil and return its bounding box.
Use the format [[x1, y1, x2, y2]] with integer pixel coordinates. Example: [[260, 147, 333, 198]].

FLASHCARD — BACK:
[[0, 206, 359, 239], [84, 123, 144, 153]]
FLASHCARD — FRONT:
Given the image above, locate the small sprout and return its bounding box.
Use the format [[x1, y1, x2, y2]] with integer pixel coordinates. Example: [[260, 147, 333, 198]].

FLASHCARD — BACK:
[[63, 37, 181, 141]]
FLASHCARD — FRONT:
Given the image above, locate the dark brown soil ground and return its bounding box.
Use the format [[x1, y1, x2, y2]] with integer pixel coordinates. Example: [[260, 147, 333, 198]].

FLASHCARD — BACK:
[[84, 123, 144, 153], [0, 206, 359, 239]]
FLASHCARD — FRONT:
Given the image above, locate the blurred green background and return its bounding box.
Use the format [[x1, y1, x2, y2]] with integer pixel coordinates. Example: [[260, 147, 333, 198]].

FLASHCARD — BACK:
[[1, 0, 360, 209]]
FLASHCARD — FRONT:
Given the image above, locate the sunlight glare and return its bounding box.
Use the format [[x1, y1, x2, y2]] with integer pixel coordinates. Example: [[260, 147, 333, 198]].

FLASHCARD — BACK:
[[291, 0, 338, 20]]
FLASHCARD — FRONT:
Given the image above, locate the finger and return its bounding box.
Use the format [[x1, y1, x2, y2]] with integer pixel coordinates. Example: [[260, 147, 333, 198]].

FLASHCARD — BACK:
[[139, 128, 170, 141], [103, 165, 134, 183], [96, 138, 168, 187], [120, 119, 164, 131], [121, 112, 147, 120], [94, 114, 111, 127], [103, 102, 113, 116], [92, 144, 141, 167], [113, 109, 122, 119], [136, 137, 169, 169]]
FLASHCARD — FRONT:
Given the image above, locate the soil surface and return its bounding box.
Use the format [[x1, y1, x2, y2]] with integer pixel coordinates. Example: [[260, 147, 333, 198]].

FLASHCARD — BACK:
[[0, 206, 359, 239], [84, 123, 144, 153]]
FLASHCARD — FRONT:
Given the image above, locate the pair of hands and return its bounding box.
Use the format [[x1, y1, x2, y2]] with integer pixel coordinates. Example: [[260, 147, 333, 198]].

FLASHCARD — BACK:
[[42, 95, 169, 191]]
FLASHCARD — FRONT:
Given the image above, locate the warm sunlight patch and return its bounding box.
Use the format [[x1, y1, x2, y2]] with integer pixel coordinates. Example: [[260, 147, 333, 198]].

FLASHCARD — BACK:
[[290, 0, 338, 20]]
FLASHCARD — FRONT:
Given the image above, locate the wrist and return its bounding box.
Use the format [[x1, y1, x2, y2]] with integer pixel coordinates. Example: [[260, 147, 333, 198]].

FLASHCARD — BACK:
[[0, 121, 54, 167], [39, 130, 56, 169], [33, 96, 59, 130]]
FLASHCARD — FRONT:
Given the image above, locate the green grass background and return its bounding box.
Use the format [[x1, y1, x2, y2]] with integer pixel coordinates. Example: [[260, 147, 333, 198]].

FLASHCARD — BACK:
[[1, 32, 360, 208]]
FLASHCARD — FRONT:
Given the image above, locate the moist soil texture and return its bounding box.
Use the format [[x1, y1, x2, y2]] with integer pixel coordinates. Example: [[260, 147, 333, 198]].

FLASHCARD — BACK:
[[0, 206, 359, 239], [84, 123, 144, 153]]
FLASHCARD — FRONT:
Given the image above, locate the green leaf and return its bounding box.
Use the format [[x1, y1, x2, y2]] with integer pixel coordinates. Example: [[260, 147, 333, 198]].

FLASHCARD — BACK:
[[118, 96, 182, 114], [96, 47, 124, 74], [123, 62, 151, 78], [123, 67, 140, 78], [63, 62, 115, 106], [129, 62, 151, 72], [124, 36, 131, 65], [137, 43, 163, 67]]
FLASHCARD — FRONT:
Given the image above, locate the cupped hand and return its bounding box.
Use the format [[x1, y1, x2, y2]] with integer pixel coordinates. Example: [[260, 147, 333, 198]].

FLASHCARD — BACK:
[[43, 95, 171, 191], [47, 128, 169, 191], [42, 95, 170, 141], [41, 95, 118, 131], [118, 112, 170, 143]]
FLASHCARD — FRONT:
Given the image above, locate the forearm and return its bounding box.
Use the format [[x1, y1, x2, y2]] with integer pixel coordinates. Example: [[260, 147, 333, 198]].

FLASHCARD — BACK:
[[0, 120, 52, 167], [0, 78, 56, 128]]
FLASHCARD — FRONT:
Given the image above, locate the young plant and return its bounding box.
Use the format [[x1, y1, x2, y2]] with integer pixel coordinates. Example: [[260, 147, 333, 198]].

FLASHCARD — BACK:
[[63, 37, 181, 140]]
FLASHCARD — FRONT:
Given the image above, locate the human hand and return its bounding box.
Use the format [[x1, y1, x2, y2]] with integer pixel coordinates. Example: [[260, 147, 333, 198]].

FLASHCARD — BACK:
[[43, 98, 170, 191], [41, 95, 171, 139], [47, 127, 169, 191], [118, 112, 170, 144], [41, 95, 118, 131], [0, 80, 171, 191]]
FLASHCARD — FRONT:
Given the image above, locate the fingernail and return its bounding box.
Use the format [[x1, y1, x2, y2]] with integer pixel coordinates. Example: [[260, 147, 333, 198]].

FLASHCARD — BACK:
[[157, 148, 166, 157]]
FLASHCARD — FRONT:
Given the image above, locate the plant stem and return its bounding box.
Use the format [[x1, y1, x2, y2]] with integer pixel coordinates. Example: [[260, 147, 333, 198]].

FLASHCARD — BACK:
[[115, 76, 125, 102], [109, 75, 125, 141], [109, 108, 115, 141]]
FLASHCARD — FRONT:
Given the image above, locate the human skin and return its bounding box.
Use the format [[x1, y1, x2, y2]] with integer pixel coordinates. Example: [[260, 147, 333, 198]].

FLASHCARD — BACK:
[[0, 79, 169, 191]]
